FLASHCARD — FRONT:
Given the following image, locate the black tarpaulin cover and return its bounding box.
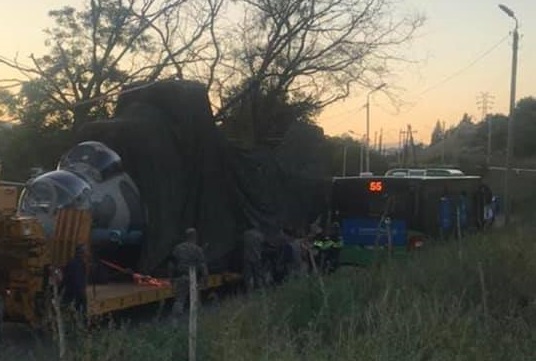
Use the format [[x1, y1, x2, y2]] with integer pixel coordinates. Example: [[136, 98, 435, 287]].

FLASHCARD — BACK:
[[77, 80, 329, 273]]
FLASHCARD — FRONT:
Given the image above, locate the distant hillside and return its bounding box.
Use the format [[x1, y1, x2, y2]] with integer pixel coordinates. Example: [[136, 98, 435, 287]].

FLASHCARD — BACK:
[[417, 97, 536, 170], [416, 119, 488, 171]]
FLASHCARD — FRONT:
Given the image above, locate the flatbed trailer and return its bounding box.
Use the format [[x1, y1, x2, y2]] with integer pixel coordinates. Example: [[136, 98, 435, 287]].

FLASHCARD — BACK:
[[1, 205, 243, 331], [85, 272, 241, 318]]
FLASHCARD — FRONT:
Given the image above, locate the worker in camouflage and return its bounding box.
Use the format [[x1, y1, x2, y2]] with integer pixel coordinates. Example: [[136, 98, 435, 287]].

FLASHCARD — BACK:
[[243, 228, 265, 291], [168, 228, 208, 326]]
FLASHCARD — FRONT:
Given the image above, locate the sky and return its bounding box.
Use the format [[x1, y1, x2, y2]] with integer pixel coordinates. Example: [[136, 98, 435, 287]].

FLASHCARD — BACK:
[[0, 0, 534, 146]]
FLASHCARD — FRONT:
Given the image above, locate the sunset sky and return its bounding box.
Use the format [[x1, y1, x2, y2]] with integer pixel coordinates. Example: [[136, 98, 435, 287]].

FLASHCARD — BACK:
[[0, 0, 534, 146]]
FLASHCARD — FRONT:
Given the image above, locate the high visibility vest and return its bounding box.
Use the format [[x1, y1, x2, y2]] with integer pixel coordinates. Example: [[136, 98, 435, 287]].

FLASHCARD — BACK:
[[313, 237, 343, 250]]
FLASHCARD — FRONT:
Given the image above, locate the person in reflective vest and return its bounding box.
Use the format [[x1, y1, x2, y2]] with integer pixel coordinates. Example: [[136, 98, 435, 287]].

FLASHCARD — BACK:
[[313, 222, 343, 273]]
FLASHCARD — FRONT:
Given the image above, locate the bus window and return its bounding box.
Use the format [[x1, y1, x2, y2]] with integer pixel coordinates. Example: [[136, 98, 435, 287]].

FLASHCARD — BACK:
[[408, 170, 426, 177]]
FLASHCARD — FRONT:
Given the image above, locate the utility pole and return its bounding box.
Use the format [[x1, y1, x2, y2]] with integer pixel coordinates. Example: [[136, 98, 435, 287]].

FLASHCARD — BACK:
[[407, 124, 418, 166], [499, 3, 519, 226], [378, 128, 383, 155], [406, 125, 412, 166], [365, 83, 386, 173], [359, 135, 365, 174], [373, 131, 378, 151], [441, 120, 446, 165], [342, 144, 348, 177], [400, 129, 407, 166], [477, 92, 495, 164], [398, 129, 403, 165]]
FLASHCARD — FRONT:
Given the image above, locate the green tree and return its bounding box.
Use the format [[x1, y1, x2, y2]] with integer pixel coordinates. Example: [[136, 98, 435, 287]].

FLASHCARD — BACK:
[[473, 113, 508, 155], [0, 0, 222, 130], [513, 97, 536, 157], [220, 82, 320, 146], [0, 123, 72, 181], [430, 120, 443, 145], [325, 135, 388, 176]]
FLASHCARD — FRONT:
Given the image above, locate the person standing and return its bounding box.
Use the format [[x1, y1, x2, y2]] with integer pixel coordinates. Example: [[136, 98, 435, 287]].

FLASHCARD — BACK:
[[312, 223, 343, 274], [243, 228, 265, 291], [168, 228, 209, 327], [0, 287, 4, 342], [288, 229, 308, 277], [62, 245, 88, 316]]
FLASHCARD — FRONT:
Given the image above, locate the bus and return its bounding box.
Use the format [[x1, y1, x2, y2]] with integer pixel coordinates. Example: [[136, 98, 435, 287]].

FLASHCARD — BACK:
[[330, 175, 491, 266]]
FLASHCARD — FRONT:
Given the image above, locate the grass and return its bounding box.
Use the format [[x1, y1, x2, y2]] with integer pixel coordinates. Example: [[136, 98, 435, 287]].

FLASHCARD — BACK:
[[56, 224, 536, 361], [4, 225, 536, 361]]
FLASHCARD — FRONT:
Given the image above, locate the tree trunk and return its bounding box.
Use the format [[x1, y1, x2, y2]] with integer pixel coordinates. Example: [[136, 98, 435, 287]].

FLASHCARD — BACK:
[[72, 103, 93, 133]]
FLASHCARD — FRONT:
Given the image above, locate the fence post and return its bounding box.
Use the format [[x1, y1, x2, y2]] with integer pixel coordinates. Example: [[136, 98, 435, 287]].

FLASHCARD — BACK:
[[51, 269, 67, 361], [0, 294, 4, 343], [188, 266, 198, 361], [386, 217, 393, 261]]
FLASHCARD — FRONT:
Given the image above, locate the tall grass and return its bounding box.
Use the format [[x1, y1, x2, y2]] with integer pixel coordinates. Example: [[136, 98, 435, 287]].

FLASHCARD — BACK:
[[7, 226, 536, 361]]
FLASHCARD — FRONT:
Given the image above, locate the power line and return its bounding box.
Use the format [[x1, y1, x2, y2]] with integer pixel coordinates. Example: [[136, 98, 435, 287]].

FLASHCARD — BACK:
[[320, 33, 510, 131], [328, 104, 367, 131], [414, 34, 509, 99]]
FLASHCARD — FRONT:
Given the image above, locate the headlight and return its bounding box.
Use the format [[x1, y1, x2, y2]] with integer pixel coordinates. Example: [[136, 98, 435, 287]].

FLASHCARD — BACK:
[[22, 223, 32, 237]]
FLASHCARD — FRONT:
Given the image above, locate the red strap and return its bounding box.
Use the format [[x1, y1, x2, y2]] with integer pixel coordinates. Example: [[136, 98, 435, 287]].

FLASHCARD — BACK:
[[100, 259, 171, 288]]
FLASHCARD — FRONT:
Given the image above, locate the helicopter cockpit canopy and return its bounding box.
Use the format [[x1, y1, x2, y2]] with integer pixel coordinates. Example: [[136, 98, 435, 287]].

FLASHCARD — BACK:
[[18, 170, 92, 236], [58, 141, 124, 184]]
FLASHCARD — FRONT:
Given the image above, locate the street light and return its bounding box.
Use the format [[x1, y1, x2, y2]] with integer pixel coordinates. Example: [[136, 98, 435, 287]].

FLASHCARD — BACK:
[[360, 134, 366, 174], [342, 130, 356, 177], [365, 83, 387, 173], [342, 144, 348, 177], [499, 3, 519, 225]]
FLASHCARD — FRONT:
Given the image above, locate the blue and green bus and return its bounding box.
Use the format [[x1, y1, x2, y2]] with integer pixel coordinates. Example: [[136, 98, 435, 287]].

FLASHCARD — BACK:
[[330, 175, 493, 266]]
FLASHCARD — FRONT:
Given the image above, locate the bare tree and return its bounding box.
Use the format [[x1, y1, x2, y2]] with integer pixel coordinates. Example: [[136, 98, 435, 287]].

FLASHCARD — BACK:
[[0, 0, 222, 130], [213, 0, 424, 117]]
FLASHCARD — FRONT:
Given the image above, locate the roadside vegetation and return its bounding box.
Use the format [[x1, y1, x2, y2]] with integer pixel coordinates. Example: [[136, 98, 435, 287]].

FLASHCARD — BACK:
[[38, 223, 534, 361]]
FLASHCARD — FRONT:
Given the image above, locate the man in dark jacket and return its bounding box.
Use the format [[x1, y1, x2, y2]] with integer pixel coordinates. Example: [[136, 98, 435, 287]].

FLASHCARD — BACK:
[[243, 228, 265, 291], [62, 245, 88, 315]]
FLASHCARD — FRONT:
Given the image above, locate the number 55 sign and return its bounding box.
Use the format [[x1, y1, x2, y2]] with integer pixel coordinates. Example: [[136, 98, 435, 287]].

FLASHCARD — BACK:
[[368, 181, 383, 193]]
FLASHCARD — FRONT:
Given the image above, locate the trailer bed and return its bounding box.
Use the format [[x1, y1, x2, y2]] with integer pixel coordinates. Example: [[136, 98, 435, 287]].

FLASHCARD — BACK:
[[85, 272, 242, 317], [86, 283, 173, 317]]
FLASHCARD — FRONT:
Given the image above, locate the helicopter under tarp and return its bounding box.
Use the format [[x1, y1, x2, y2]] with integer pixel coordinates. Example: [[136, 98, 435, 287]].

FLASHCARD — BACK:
[[20, 80, 330, 274]]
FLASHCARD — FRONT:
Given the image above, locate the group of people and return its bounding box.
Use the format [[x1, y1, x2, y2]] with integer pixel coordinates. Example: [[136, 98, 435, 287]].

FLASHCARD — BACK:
[[241, 221, 344, 292], [166, 221, 345, 323], [57, 222, 345, 326]]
